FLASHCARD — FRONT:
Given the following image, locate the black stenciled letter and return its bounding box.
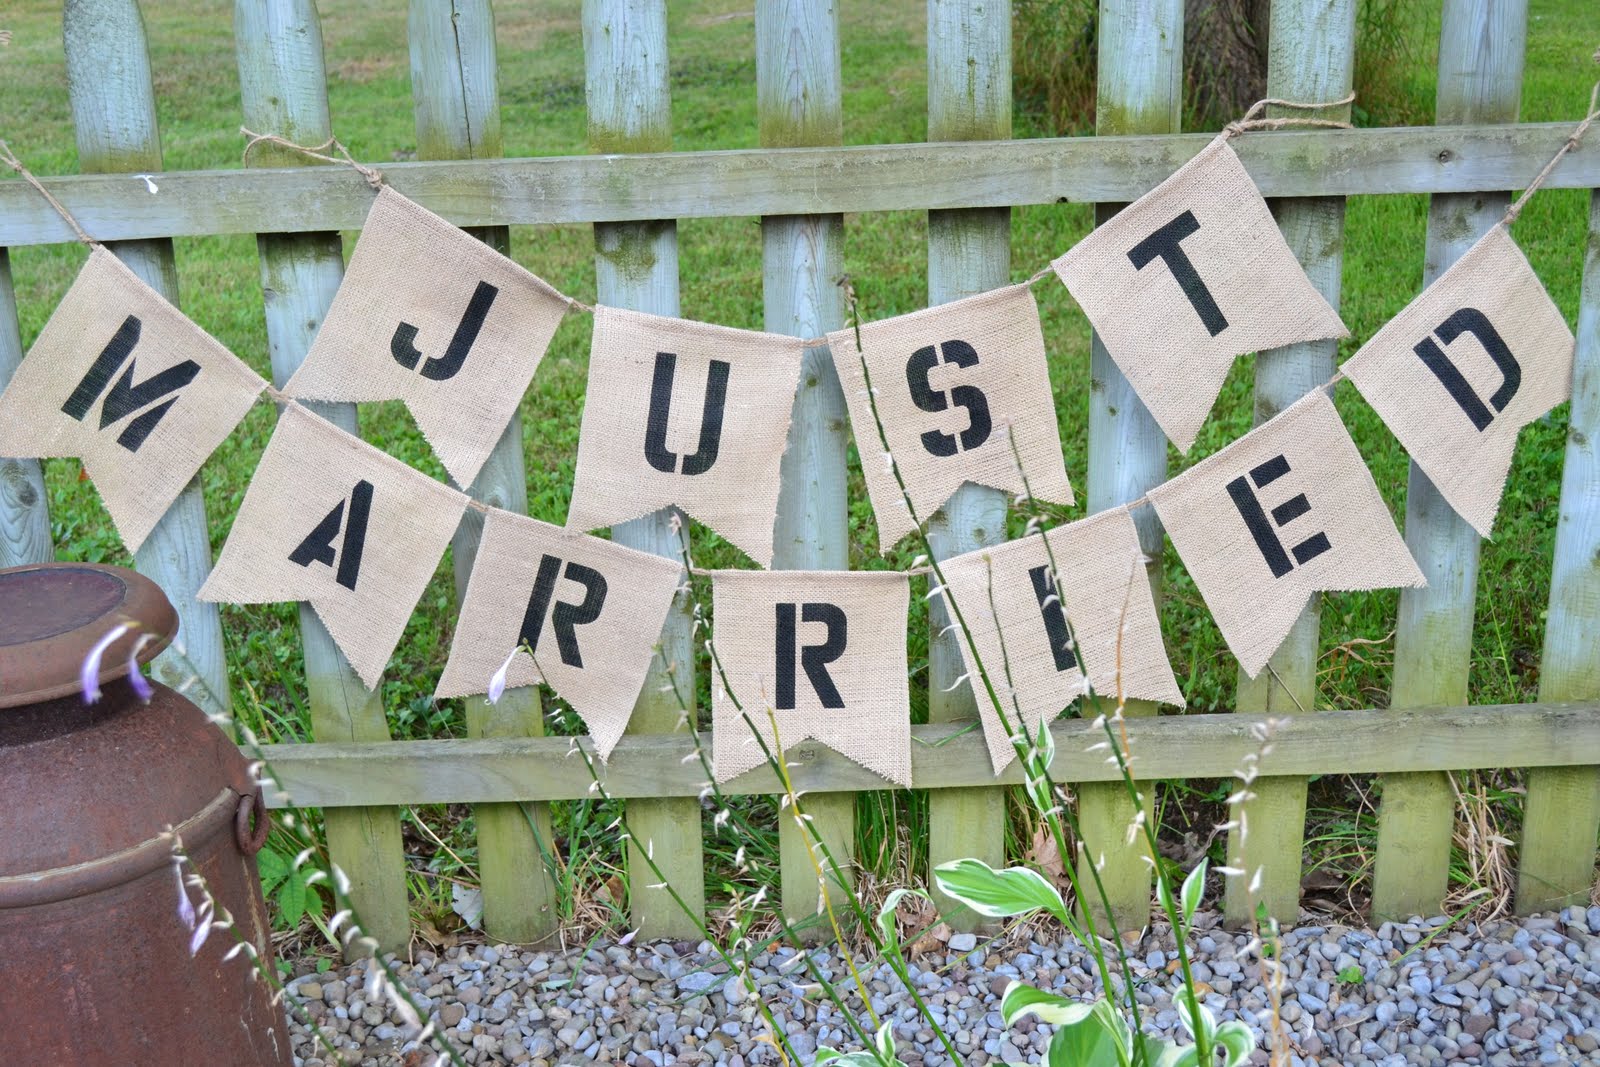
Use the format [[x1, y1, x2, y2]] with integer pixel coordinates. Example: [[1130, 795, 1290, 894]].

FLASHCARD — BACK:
[[60, 314, 202, 452], [518, 555, 609, 669], [288, 479, 373, 591], [905, 339, 993, 457], [1224, 454, 1330, 579], [1028, 565, 1078, 672], [775, 602, 848, 710], [390, 280, 500, 382], [1411, 307, 1522, 432], [1127, 210, 1229, 337], [643, 351, 731, 475]]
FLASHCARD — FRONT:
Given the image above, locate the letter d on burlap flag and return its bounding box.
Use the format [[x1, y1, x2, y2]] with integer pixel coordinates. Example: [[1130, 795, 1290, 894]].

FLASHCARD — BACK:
[[436, 509, 683, 760], [1051, 138, 1348, 452], [0, 247, 266, 551], [711, 571, 911, 787], [1148, 390, 1424, 677], [1341, 224, 1574, 536], [199, 403, 467, 689]]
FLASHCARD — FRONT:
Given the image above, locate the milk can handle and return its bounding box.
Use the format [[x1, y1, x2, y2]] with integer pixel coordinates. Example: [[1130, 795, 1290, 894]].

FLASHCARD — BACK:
[[235, 788, 268, 856]]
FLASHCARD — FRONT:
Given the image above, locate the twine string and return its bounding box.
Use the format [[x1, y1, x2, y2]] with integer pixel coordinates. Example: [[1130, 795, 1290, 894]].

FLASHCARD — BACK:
[[1503, 81, 1600, 227], [1223, 92, 1358, 139], [240, 127, 384, 191], [0, 139, 98, 247]]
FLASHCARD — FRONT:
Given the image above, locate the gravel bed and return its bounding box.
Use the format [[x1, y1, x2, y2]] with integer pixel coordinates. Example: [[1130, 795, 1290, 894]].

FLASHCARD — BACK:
[[284, 905, 1600, 1067]]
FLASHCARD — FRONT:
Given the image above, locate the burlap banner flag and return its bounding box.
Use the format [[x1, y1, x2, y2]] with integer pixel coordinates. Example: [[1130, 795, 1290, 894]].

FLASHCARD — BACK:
[[1051, 137, 1348, 452], [940, 508, 1183, 773], [282, 186, 571, 489], [1341, 224, 1575, 536], [1148, 390, 1424, 677], [200, 403, 468, 689], [567, 307, 804, 567], [0, 247, 266, 551], [710, 571, 911, 787], [436, 509, 683, 760], [828, 284, 1074, 550]]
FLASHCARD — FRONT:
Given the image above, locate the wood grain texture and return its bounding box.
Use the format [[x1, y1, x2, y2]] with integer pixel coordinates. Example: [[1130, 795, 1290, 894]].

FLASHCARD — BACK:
[[0, 248, 53, 568]]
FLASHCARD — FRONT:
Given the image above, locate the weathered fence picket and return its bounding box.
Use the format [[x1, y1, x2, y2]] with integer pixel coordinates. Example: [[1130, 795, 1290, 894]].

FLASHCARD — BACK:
[[0, 247, 51, 569]]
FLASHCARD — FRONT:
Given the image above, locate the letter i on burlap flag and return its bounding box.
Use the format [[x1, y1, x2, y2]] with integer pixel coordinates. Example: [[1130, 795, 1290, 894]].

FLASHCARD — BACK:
[[282, 186, 571, 489], [1341, 224, 1575, 536], [0, 247, 266, 551], [436, 509, 684, 761], [200, 403, 468, 689], [1051, 137, 1348, 452], [940, 507, 1183, 773], [1147, 389, 1424, 677], [710, 571, 911, 787], [828, 284, 1074, 551]]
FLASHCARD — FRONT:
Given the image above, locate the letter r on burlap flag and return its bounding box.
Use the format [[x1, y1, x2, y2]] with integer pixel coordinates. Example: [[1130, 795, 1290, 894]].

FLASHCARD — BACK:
[[1051, 137, 1348, 452], [1341, 224, 1574, 537], [1147, 390, 1424, 678], [199, 403, 467, 689], [0, 247, 266, 551], [436, 509, 684, 761], [710, 571, 911, 787]]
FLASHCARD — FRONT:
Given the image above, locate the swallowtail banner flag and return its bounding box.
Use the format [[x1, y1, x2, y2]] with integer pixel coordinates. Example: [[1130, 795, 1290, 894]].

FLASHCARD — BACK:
[[1341, 224, 1575, 536], [1051, 136, 1349, 452], [710, 570, 911, 787], [199, 403, 467, 689], [939, 507, 1183, 773], [0, 246, 266, 551], [281, 186, 571, 489], [1147, 389, 1424, 677], [436, 509, 684, 760], [828, 284, 1074, 551], [567, 307, 804, 568]]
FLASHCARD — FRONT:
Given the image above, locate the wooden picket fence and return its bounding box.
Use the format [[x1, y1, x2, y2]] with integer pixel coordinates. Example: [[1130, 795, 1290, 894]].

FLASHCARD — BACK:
[[1, 0, 1597, 955]]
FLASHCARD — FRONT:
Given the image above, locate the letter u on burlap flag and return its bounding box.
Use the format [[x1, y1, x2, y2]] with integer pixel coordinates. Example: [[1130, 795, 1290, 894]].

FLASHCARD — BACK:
[[436, 509, 684, 760], [710, 571, 910, 787], [282, 186, 571, 489], [828, 284, 1073, 551], [567, 307, 804, 567], [940, 508, 1183, 774], [1051, 137, 1348, 452], [1341, 224, 1574, 537], [1147, 389, 1424, 677], [199, 403, 467, 689], [0, 247, 265, 551]]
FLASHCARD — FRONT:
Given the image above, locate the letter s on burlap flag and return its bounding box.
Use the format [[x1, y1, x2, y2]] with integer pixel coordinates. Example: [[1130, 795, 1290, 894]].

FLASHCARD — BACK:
[[1051, 137, 1348, 452], [828, 284, 1073, 551], [1148, 390, 1423, 677], [710, 571, 911, 787], [0, 247, 265, 551], [436, 509, 683, 761], [940, 508, 1183, 774], [282, 186, 571, 489], [199, 403, 467, 689], [567, 308, 804, 567], [1341, 224, 1574, 537]]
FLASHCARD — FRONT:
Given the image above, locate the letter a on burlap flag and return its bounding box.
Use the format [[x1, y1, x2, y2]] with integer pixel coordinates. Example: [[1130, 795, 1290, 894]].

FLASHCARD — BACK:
[[828, 284, 1074, 551], [710, 571, 911, 787], [1051, 137, 1348, 452], [436, 509, 683, 760], [1341, 225, 1574, 536], [282, 186, 571, 489], [567, 308, 804, 567], [200, 403, 467, 689], [0, 247, 266, 551], [940, 508, 1183, 773], [1148, 390, 1423, 677]]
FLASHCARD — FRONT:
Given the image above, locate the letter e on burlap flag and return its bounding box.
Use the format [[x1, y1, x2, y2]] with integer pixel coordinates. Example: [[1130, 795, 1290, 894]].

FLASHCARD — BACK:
[[829, 284, 1073, 551], [941, 508, 1182, 773], [568, 308, 804, 567], [283, 186, 571, 489], [1341, 224, 1574, 536], [1051, 138, 1348, 452], [0, 247, 266, 551], [200, 403, 467, 689], [711, 571, 910, 787], [1148, 390, 1423, 677], [436, 509, 683, 760]]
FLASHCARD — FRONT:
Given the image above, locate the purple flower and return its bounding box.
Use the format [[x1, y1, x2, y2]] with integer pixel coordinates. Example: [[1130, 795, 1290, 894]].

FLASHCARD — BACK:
[[173, 856, 197, 930], [487, 646, 518, 705], [80, 624, 130, 705], [127, 634, 154, 703]]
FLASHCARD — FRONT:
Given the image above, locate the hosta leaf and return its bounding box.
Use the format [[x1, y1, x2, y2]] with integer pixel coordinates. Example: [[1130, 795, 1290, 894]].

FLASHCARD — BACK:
[[1000, 981, 1095, 1027], [1044, 1001, 1125, 1067], [1180, 860, 1207, 925], [1214, 1020, 1256, 1067], [933, 858, 1069, 923], [1173, 986, 1217, 1043]]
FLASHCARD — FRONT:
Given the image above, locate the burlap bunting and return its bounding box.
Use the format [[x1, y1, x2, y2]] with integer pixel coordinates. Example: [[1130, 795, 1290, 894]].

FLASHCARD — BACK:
[[282, 186, 571, 489], [0, 246, 265, 551], [828, 284, 1074, 551], [1051, 137, 1348, 453], [710, 570, 910, 787]]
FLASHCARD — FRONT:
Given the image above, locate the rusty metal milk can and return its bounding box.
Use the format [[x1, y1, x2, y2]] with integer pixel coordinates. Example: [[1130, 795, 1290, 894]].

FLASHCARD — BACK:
[[0, 562, 293, 1066]]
